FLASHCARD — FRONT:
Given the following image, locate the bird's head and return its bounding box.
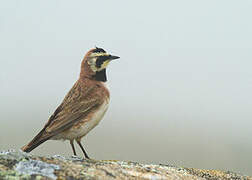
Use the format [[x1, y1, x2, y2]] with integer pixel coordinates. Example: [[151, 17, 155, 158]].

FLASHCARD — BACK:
[[80, 47, 120, 81]]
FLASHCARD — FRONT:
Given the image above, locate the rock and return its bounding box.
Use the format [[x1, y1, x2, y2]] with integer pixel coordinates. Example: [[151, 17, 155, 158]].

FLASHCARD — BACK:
[[0, 150, 251, 180]]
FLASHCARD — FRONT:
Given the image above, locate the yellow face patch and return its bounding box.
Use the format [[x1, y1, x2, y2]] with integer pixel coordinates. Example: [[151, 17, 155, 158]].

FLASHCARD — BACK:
[[90, 52, 109, 57], [88, 57, 111, 72], [97, 60, 110, 71], [101, 60, 110, 69]]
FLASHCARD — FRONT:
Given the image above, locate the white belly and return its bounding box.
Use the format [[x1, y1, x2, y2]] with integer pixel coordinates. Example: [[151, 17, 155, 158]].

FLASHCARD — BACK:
[[77, 100, 109, 137]]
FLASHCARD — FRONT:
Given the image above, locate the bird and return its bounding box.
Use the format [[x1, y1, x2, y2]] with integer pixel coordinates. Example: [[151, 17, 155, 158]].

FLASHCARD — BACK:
[[21, 47, 120, 159]]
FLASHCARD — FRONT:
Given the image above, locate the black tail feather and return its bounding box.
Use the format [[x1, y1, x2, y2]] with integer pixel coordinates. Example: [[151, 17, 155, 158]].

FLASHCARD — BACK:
[[21, 129, 51, 152]]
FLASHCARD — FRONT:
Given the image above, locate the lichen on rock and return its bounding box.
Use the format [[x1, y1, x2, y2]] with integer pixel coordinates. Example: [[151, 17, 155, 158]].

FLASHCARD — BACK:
[[15, 159, 60, 179], [0, 149, 251, 180]]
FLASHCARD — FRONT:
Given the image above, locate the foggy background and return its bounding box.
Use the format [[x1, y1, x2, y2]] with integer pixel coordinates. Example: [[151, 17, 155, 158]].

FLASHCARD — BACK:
[[1, 0, 252, 175]]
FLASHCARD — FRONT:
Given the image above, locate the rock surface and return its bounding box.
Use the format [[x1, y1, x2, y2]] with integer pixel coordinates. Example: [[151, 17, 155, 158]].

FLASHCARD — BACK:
[[0, 150, 251, 180]]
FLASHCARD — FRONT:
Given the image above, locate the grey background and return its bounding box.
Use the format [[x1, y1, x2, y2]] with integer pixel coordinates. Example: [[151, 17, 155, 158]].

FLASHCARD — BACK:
[[1, 0, 252, 175]]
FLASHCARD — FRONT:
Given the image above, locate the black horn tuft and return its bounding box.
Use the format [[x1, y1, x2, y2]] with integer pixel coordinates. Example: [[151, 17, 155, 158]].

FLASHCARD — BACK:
[[92, 47, 106, 53]]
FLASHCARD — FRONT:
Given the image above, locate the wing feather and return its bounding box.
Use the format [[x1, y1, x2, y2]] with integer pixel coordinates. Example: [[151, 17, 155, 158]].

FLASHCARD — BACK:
[[41, 81, 102, 139]]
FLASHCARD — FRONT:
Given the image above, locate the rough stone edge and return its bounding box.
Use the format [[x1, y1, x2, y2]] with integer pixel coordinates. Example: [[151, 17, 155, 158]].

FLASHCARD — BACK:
[[0, 150, 251, 180]]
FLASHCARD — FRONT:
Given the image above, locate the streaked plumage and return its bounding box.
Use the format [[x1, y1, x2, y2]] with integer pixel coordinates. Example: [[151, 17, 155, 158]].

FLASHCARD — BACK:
[[21, 47, 119, 158]]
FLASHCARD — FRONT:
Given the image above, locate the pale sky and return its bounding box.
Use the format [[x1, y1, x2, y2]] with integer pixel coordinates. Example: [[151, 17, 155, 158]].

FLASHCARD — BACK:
[[0, 0, 252, 175]]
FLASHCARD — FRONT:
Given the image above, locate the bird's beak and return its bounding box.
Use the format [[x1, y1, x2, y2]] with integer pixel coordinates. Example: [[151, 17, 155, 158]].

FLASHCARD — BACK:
[[108, 55, 120, 60]]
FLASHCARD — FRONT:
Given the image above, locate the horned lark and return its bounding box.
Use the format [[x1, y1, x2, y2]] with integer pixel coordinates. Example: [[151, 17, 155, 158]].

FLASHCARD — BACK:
[[21, 47, 120, 158]]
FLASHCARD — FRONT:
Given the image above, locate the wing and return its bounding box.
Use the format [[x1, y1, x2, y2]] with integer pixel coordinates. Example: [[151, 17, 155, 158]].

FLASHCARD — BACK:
[[42, 80, 102, 138]]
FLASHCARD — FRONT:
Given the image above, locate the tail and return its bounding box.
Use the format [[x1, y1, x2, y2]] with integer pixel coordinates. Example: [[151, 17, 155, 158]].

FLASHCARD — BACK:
[[21, 129, 51, 152]]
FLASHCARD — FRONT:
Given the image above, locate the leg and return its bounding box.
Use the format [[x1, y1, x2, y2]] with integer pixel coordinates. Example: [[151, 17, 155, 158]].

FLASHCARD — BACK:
[[76, 139, 90, 159], [70, 140, 77, 156]]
